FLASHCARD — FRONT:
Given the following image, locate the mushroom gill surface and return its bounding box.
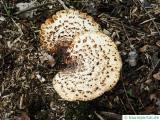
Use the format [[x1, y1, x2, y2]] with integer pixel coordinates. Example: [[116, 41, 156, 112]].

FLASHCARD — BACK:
[[40, 9, 100, 53], [53, 31, 122, 101]]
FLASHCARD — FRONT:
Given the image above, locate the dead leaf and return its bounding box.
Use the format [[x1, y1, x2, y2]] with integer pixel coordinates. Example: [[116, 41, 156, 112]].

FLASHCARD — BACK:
[[139, 105, 157, 114], [139, 45, 150, 53], [14, 112, 30, 120], [150, 93, 157, 102]]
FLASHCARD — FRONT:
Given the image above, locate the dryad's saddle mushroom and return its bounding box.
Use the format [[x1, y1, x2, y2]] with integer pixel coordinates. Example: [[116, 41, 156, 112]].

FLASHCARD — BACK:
[[40, 9, 122, 101], [40, 9, 100, 53]]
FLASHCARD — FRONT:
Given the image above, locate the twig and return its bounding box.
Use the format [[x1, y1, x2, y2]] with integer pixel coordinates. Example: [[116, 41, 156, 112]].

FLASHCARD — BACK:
[[100, 111, 121, 120], [120, 68, 137, 114], [122, 80, 137, 114], [14, 2, 56, 15], [147, 59, 160, 80], [1, 0, 10, 16], [140, 18, 156, 25], [94, 111, 105, 120], [57, 0, 69, 10], [19, 94, 24, 109], [14, 0, 69, 15], [135, 0, 160, 35], [10, 18, 23, 46], [121, 22, 132, 47], [119, 97, 128, 112], [1, 0, 24, 47], [107, 20, 146, 35], [138, 97, 145, 109], [0, 51, 15, 69]]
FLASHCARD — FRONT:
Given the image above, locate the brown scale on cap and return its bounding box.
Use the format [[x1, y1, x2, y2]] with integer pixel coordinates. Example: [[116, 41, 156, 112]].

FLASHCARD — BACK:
[[53, 31, 122, 101]]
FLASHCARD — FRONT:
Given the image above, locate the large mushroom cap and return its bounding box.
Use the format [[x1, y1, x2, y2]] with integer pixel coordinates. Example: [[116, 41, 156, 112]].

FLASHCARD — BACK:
[[53, 31, 122, 101], [40, 9, 100, 52]]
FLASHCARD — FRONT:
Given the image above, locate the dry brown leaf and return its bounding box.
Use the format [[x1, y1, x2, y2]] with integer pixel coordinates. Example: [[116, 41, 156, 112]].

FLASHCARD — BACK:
[[139, 105, 157, 114], [139, 45, 150, 53]]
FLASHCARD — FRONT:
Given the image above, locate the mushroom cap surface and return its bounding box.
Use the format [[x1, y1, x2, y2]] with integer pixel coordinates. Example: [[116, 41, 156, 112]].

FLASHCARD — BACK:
[[53, 31, 122, 101], [40, 9, 100, 52]]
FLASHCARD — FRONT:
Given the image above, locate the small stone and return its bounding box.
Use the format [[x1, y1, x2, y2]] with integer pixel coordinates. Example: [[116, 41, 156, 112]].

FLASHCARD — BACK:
[[0, 16, 6, 22], [150, 93, 157, 101], [48, 5, 53, 9], [115, 41, 121, 45], [48, 55, 56, 67], [145, 79, 152, 84], [156, 41, 160, 48], [103, 29, 111, 36], [0, 35, 2, 39], [21, 76, 26, 80], [7, 41, 12, 48], [153, 71, 160, 80]]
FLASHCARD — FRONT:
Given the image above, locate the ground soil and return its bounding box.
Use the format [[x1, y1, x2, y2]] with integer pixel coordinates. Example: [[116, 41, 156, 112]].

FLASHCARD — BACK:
[[0, 0, 160, 120]]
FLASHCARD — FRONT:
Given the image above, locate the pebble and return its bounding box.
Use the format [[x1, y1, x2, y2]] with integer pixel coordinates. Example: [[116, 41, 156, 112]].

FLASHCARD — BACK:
[[153, 71, 160, 80], [103, 29, 111, 36], [0, 16, 6, 22], [48, 55, 56, 67], [156, 41, 160, 48]]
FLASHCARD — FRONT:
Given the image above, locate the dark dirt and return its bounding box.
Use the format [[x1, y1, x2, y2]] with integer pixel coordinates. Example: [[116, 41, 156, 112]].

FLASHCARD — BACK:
[[0, 0, 160, 120]]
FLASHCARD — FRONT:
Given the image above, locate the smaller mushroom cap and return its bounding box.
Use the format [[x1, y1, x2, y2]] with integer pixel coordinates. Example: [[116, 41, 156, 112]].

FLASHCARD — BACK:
[[40, 9, 100, 53], [53, 31, 122, 101]]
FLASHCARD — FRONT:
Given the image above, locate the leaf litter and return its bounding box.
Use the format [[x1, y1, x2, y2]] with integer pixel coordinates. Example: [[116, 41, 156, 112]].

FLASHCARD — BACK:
[[0, 0, 160, 119]]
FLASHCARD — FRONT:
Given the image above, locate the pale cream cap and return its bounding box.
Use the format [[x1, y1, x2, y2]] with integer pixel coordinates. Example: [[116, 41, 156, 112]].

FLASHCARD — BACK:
[[53, 31, 122, 101], [40, 9, 100, 53]]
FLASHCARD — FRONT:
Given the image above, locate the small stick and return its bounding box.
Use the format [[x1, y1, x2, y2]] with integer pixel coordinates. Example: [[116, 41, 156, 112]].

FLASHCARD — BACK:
[[1, 0, 10, 16], [121, 22, 132, 47], [107, 20, 146, 35], [140, 18, 156, 25], [135, 0, 160, 35], [122, 80, 137, 114], [19, 94, 24, 109], [14, 2, 55, 15], [94, 111, 105, 120], [57, 0, 69, 10], [147, 59, 160, 80], [119, 97, 128, 112], [14, 0, 69, 15], [120, 70, 137, 114], [99, 111, 121, 120]]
